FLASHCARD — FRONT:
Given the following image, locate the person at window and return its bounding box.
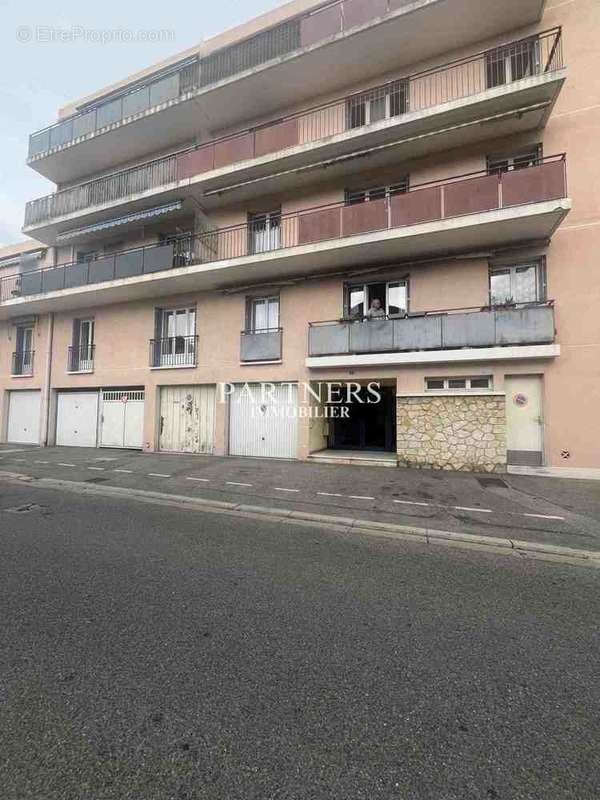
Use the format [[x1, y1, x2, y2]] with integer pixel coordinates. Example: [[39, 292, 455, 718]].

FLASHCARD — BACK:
[[366, 298, 386, 319]]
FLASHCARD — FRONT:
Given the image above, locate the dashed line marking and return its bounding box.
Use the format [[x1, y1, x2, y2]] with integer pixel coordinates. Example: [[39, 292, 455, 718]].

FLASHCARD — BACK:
[[35, 460, 49, 464], [317, 492, 344, 498], [523, 513, 565, 521], [394, 499, 430, 507], [274, 487, 300, 493], [226, 482, 253, 487], [58, 463, 76, 467], [114, 469, 133, 474], [148, 473, 171, 478], [349, 495, 375, 501], [186, 477, 210, 482], [455, 506, 493, 514], [87, 467, 105, 471]]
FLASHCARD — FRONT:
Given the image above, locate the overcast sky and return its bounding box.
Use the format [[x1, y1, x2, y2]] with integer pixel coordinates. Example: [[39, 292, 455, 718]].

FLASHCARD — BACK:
[[0, 0, 286, 246]]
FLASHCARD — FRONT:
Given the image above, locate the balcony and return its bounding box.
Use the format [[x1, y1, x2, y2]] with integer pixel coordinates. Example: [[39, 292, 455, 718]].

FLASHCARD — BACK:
[[68, 344, 95, 373], [26, 0, 546, 184], [149, 336, 198, 368], [240, 329, 283, 362], [307, 303, 558, 367], [11, 351, 35, 377], [1, 157, 570, 320], [24, 28, 565, 241]]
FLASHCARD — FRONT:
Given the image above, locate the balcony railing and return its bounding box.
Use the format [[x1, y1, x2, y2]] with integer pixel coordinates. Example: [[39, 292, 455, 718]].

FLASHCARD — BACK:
[[4, 156, 569, 305], [240, 328, 283, 362], [308, 303, 556, 357], [149, 335, 198, 368], [12, 350, 35, 376], [68, 344, 95, 372], [24, 28, 563, 227]]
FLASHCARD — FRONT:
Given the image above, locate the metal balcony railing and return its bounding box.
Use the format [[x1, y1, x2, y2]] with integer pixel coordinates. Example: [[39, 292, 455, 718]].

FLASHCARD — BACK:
[[68, 344, 95, 372], [24, 28, 563, 227], [307, 302, 556, 357], [11, 350, 35, 376], [240, 328, 283, 362], [149, 335, 198, 368], [4, 155, 568, 305]]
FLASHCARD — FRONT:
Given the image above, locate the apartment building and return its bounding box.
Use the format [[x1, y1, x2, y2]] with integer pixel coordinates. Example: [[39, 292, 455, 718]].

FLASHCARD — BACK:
[[1, 0, 598, 475]]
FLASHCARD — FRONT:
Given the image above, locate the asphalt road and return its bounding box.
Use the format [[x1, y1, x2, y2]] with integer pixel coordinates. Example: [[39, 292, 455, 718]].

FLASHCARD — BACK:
[[0, 479, 599, 799]]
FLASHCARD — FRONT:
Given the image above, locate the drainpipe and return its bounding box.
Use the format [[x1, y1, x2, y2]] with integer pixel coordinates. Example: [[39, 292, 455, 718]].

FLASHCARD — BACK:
[[40, 312, 54, 447]]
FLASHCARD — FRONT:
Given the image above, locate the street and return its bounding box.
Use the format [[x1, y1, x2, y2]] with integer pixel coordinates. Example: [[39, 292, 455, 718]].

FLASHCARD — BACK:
[[0, 468, 599, 799]]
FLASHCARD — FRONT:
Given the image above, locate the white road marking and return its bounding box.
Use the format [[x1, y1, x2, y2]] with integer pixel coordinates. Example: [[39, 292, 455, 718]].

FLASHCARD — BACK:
[[186, 477, 210, 482], [523, 513, 565, 521], [58, 463, 76, 467], [35, 460, 49, 464], [149, 473, 171, 478], [455, 506, 493, 514], [274, 487, 300, 493], [226, 482, 253, 487], [349, 495, 375, 501], [114, 469, 133, 474], [87, 467, 105, 471], [317, 492, 344, 498], [394, 499, 430, 507]]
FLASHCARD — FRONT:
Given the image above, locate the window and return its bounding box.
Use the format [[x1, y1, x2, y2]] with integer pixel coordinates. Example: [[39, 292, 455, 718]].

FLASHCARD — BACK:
[[489, 260, 545, 306], [347, 80, 409, 129], [487, 146, 542, 175], [155, 307, 196, 367], [247, 296, 279, 332], [485, 37, 540, 88], [71, 319, 95, 371], [346, 280, 408, 319], [345, 180, 409, 206], [14, 325, 34, 375], [249, 210, 281, 254], [425, 376, 492, 392], [76, 249, 100, 263]]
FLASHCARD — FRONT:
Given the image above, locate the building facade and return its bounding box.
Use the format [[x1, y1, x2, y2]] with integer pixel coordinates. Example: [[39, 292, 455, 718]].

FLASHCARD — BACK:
[[1, 0, 598, 475]]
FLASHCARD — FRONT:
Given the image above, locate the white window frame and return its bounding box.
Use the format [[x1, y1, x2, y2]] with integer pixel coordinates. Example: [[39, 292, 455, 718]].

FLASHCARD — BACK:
[[249, 210, 282, 255], [425, 376, 493, 392], [489, 261, 545, 306], [73, 318, 95, 372], [486, 38, 540, 88], [16, 325, 34, 374], [346, 279, 409, 320], [347, 80, 409, 129], [157, 307, 196, 366], [248, 295, 280, 332]]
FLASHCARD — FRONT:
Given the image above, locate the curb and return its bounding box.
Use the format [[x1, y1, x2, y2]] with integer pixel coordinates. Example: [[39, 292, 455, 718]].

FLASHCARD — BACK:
[[2, 471, 599, 568]]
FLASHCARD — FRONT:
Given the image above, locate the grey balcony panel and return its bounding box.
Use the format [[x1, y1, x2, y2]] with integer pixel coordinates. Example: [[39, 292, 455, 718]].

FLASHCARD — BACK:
[[29, 130, 50, 157], [72, 110, 96, 140], [41, 267, 65, 293], [349, 319, 395, 353], [88, 255, 116, 284], [309, 324, 351, 356], [496, 306, 555, 345], [64, 262, 89, 289], [393, 315, 443, 351], [49, 119, 74, 149], [442, 311, 496, 348], [150, 74, 180, 107], [143, 242, 174, 273], [20, 271, 44, 296], [123, 87, 151, 117], [115, 249, 144, 278], [97, 98, 123, 128], [241, 330, 282, 362]]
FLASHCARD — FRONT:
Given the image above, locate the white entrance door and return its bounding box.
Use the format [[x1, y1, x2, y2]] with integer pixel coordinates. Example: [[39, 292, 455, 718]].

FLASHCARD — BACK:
[[7, 390, 41, 444], [229, 383, 298, 459], [159, 385, 216, 454], [56, 392, 99, 447], [505, 375, 544, 466], [100, 390, 145, 449]]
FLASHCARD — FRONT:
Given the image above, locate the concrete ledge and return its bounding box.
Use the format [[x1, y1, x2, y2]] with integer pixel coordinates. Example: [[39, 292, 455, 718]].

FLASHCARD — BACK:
[[508, 465, 600, 481]]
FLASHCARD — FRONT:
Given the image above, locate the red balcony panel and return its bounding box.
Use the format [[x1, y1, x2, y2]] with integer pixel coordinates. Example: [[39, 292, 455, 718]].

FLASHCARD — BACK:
[[213, 132, 255, 170], [343, 0, 388, 30], [297, 207, 342, 245], [300, 4, 343, 47], [444, 174, 500, 217], [391, 186, 442, 227], [255, 119, 300, 158], [342, 198, 388, 236], [176, 145, 215, 180], [502, 160, 566, 207]]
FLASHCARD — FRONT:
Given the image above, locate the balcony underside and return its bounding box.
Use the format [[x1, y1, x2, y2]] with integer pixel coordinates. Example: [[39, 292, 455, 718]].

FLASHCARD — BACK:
[[28, 0, 545, 184], [25, 70, 565, 244], [0, 198, 570, 321]]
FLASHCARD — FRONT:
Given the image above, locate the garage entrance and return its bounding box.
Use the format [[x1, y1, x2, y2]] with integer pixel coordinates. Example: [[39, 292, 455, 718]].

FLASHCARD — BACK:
[[100, 390, 145, 449], [7, 390, 41, 444], [229, 383, 298, 459], [159, 385, 216, 454], [55, 392, 99, 447]]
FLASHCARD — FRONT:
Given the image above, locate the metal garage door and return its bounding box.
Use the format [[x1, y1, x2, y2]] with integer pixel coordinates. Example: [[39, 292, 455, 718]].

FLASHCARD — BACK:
[[56, 392, 99, 447], [100, 390, 145, 449], [159, 385, 216, 453], [7, 390, 41, 444], [229, 383, 298, 459]]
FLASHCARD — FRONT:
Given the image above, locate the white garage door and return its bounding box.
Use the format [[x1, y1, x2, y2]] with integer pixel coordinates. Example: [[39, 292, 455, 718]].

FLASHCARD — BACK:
[[56, 392, 99, 447], [229, 383, 298, 459], [100, 390, 145, 449], [159, 385, 216, 454], [7, 390, 41, 444]]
